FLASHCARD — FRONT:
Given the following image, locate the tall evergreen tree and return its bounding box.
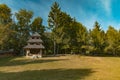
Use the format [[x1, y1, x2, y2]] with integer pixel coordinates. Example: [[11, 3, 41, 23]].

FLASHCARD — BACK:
[[105, 26, 119, 55], [48, 2, 61, 55], [76, 22, 88, 53], [90, 21, 106, 55]]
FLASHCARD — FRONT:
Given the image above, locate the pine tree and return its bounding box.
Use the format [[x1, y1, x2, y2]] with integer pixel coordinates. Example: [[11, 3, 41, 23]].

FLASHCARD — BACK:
[[105, 26, 119, 55], [90, 21, 106, 55], [48, 2, 61, 55]]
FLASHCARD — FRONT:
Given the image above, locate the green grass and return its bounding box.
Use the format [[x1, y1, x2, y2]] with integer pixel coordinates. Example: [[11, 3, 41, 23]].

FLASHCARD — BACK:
[[0, 55, 120, 80]]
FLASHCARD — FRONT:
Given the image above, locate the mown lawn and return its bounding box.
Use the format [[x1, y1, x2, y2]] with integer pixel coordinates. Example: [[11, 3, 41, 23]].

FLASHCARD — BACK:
[[0, 55, 120, 80]]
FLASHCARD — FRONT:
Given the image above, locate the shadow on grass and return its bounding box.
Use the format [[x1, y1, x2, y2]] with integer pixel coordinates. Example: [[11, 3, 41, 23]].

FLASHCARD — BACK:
[[0, 68, 95, 80], [0, 56, 68, 67]]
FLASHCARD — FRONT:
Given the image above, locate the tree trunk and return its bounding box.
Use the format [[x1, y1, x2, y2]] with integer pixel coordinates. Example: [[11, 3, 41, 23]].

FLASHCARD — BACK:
[[57, 44, 59, 54], [54, 41, 56, 55]]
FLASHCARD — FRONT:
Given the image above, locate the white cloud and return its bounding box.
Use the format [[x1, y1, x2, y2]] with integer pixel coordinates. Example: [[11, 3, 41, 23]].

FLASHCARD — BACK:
[[77, 7, 99, 30], [81, 16, 97, 30], [100, 0, 111, 15]]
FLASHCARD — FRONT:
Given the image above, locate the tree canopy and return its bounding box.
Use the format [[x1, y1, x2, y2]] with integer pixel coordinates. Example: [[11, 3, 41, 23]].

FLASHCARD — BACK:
[[0, 3, 120, 56]]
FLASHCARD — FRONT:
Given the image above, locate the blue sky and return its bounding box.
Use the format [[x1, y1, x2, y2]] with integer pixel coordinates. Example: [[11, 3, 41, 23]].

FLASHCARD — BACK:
[[0, 0, 120, 30]]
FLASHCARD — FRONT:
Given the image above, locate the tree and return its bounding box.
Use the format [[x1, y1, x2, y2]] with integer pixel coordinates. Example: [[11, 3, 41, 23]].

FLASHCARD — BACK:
[[90, 21, 106, 55], [54, 12, 73, 54], [48, 2, 61, 55], [31, 17, 45, 35], [0, 4, 14, 50], [15, 9, 33, 53], [0, 23, 14, 50], [43, 32, 54, 54], [15, 9, 33, 35], [105, 26, 119, 55], [48, 2, 88, 54], [76, 21, 88, 53], [0, 4, 12, 24]]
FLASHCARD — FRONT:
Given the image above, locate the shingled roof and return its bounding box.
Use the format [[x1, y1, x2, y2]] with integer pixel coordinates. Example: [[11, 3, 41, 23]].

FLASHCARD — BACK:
[[24, 32, 45, 49], [27, 38, 43, 43], [24, 44, 45, 49]]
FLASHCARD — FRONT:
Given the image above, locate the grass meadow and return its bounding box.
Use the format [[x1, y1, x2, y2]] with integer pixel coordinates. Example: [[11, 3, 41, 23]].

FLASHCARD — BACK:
[[0, 55, 120, 80]]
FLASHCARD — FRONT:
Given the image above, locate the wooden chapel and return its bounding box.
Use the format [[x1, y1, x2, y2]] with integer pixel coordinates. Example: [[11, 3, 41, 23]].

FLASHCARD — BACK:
[[24, 32, 45, 58]]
